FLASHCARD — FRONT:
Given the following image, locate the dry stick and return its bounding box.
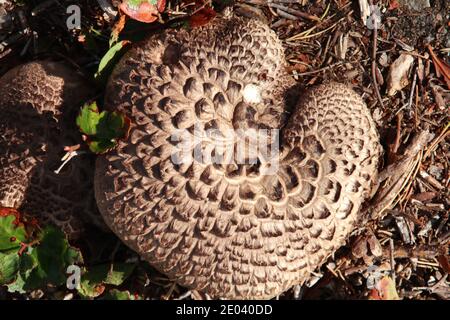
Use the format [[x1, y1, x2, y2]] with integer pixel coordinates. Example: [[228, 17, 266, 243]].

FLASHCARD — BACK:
[[276, 8, 297, 20], [162, 282, 178, 300], [407, 69, 418, 117], [293, 58, 370, 77], [267, 2, 278, 17], [389, 239, 396, 283], [268, 3, 320, 21], [31, 0, 57, 16], [0, 47, 11, 59], [295, 61, 344, 76], [391, 112, 403, 154], [287, 16, 346, 41], [242, 0, 267, 5], [167, 0, 212, 21], [285, 1, 333, 41], [176, 291, 192, 300], [369, 0, 384, 109], [414, 81, 419, 128], [423, 122, 450, 160], [413, 273, 449, 294], [366, 131, 435, 221], [54, 151, 83, 174], [271, 0, 304, 3]]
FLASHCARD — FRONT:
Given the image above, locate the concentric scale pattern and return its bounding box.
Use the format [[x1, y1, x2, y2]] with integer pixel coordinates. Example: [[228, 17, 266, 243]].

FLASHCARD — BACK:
[[95, 16, 381, 299], [0, 62, 102, 237]]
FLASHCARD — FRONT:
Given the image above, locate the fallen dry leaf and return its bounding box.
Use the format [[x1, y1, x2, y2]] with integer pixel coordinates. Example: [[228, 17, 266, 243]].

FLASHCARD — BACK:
[[358, 0, 370, 27], [386, 53, 414, 96], [369, 276, 401, 300]]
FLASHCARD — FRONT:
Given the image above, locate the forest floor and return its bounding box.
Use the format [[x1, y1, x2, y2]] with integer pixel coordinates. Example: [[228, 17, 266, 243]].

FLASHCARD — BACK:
[[0, 0, 448, 300]]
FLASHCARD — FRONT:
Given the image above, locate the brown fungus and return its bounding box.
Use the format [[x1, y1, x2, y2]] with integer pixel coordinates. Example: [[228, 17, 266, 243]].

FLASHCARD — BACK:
[[94, 16, 381, 299], [0, 61, 103, 238]]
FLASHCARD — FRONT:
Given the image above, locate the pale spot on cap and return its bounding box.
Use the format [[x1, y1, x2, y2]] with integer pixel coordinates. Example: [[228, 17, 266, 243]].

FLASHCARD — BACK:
[[243, 84, 262, 104]]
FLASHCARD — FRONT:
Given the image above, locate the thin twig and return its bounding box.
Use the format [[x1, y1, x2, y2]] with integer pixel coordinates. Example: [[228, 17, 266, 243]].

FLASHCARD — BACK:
[[369, 0, 384, 109], [389, 239, 396, 283], [407, 68, 418, 117], [268, 3, 320, 21]]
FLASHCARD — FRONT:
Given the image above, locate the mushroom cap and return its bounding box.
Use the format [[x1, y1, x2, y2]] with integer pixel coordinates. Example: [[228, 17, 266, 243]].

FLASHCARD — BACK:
[[95, 16, 381, 299], [0, 61, 104, 237]]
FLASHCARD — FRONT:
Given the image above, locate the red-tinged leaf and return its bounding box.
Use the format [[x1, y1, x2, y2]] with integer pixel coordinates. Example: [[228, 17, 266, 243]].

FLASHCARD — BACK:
[[96, 284, 106, 296], [157, 0, 166, 12], [0, 208, 27, 252], [369, 276, 400, 300], [188, 7, 216, 28], [119, 1, 159, 23], [368, 288, 382, 300], [428, 45, 450, 90], [0, 208, 22, 227]]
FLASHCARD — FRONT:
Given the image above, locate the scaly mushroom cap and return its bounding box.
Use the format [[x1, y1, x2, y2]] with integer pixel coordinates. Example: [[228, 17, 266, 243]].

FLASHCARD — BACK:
[[95, 16, 381, 299], [0, 61, 103, 237]]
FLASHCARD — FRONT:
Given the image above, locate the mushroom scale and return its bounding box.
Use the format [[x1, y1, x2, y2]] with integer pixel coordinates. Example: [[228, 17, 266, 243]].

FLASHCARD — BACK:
[[95, 16, 381, 299], [0, 61, 103, 238]]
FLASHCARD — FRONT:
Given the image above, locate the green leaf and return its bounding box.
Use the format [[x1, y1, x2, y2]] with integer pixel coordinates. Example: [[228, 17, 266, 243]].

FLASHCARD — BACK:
[[6, 272, 26, 294], [97, 112, 128, 141], [101, 289, 142, 300], [76, 102, 131, 154], [0, 215, 27, 251], [18, 226, 82, 290], [76, 102, 100, 136], [78, 263, 136, 298], [87, 139, 117, 154], [95, 40, 129, 80], [0, 252, 20, 285]]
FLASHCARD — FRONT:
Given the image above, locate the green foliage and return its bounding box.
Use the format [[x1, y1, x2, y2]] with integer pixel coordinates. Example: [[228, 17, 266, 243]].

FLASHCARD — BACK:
[[0, 212, 26, 285], [0, 215, 26, 251], [78, 263, 136, 298], [76, 102, 131, 154], [76, 102, 101, 136], [0, 211, 137, 299], [16, 227, 82, 291], [95, 40, 129, 81], [0, 212, 81, 292], [0, 252, 20, 284], [101, 289, 142, 300]]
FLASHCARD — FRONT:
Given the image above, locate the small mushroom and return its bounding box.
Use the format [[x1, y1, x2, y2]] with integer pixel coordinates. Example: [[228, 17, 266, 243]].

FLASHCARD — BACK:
[[95, 16, 382, 299], [0, 61, 104, 237]]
